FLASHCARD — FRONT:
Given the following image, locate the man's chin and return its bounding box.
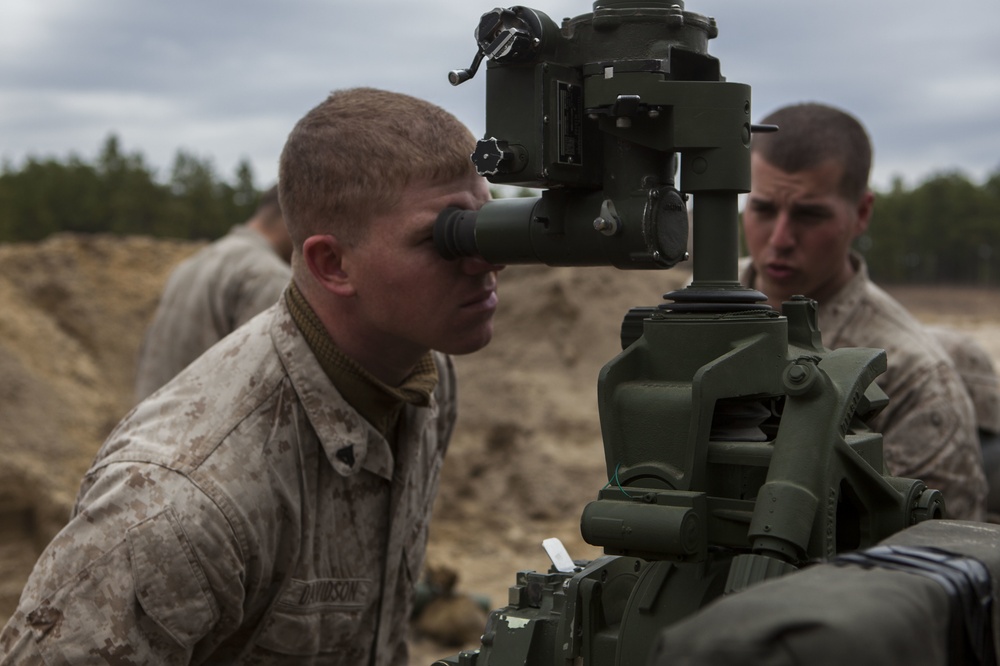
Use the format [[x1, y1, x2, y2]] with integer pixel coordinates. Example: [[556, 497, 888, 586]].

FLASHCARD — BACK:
[[437, 327, 495, 356]]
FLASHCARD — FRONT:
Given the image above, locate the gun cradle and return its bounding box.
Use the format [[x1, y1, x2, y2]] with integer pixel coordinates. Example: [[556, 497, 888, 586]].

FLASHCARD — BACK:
[[434, 298, 943, 666]]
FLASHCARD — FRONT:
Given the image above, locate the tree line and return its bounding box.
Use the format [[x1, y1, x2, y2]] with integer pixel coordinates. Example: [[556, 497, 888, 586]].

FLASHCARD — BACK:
[[2, 135, 999, 285], [0, 135, 260, 243], [862, 172, 1000, 285]]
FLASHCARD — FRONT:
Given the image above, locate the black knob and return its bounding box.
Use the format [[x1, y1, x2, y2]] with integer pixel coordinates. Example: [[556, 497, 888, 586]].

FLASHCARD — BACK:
[[472, 137, 511, 176], [475, 7, 542, 63]]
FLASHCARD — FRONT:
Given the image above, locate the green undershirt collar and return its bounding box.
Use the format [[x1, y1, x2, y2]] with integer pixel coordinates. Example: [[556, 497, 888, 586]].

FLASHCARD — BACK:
[[285, 281, 438, 442]]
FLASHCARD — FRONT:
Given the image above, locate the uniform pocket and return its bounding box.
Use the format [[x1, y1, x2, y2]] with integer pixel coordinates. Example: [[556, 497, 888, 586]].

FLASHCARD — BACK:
[[126, 507, 220, 648]]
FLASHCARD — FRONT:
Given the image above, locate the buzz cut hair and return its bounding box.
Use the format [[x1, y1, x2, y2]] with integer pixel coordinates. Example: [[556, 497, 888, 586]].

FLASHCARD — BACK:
[[278, 87, 477, 249], [751, 102, 873, 202]]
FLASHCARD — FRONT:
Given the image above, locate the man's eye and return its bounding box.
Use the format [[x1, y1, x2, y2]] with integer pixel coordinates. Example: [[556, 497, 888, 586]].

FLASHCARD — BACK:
[[794, 208, 830, 223], [749, 203, 776, 218]]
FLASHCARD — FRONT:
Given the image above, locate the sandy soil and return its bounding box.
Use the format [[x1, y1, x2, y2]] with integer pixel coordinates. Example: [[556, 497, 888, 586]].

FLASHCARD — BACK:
[[0, 234, 996, 663]]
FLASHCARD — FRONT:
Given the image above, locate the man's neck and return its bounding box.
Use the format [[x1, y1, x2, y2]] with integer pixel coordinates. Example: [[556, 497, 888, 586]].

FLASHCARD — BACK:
[[285, 282, 438, 442], [293, 277, 426, 386]]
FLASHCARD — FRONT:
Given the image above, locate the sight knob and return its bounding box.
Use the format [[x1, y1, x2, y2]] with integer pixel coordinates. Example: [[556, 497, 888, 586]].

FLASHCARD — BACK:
[[472, 137, 512, 176]]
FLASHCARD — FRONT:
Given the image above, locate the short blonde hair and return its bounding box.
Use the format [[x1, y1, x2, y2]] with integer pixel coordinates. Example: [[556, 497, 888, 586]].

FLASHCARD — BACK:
[[279, 87, 477, 248]]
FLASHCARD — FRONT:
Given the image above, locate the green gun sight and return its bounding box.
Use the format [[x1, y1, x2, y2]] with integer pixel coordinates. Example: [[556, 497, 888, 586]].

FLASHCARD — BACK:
[[432, 3, 945, 665], [435, 1, 775, 285]]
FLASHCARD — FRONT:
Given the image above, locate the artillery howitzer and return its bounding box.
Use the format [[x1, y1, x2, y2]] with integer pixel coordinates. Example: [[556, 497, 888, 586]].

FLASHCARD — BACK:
[[430, 2, 963, 664]]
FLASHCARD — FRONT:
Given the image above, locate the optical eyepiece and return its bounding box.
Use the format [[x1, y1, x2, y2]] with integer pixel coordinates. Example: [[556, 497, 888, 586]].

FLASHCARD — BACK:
[[434, 207, 480, 260]]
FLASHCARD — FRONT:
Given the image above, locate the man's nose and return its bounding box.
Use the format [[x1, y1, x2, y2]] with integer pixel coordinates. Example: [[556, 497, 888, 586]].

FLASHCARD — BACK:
[[460, 255, 505, 275], [769, 213, 795, 250]]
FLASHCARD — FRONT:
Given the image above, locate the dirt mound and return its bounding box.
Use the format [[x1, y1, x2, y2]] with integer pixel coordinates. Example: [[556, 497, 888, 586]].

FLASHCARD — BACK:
[[0, 234, 203, 616]]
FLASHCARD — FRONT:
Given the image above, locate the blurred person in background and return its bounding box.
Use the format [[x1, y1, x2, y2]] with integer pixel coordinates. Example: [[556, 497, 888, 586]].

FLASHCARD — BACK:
[[740, 101, 987, 521], [927, 325, 1000, 519], [133, 184, 292, 402]]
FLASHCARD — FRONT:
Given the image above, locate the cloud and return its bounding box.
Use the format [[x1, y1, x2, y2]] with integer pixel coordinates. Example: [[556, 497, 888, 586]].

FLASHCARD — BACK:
[[1, 0, 998, 191]]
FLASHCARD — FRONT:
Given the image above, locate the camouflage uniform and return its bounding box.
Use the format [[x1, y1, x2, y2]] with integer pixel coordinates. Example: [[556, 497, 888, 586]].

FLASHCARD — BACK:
[[0, 292, 456, 665], [741, 253, 988, 521], [926, 326, 1000, 437], [134, 224, 291, 402], [927, 325, 1000, 520]]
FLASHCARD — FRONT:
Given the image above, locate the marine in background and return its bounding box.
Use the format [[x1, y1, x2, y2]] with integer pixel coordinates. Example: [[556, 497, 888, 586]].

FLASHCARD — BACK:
[[927, 326, 1000, 519], [133, 185, 292, 402], [740, 101, 987, 520]]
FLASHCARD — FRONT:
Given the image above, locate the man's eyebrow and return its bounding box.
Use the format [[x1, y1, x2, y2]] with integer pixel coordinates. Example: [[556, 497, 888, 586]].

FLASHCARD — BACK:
[[790, 202, 834, 216]]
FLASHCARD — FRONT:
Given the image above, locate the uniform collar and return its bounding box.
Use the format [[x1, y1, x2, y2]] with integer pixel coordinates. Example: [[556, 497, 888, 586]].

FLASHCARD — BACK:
[[814, 251, 867, 343], [270, 292, 398, 480]]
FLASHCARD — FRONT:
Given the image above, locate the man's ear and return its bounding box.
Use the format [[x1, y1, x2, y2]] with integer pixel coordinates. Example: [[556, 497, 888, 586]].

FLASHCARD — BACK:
[[302, 234, 356, 297], [854, 190, 875, 237]]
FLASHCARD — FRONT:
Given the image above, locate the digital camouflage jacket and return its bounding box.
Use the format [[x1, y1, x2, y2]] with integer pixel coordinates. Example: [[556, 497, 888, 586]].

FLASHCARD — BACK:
[[0, 292, 456, 665]]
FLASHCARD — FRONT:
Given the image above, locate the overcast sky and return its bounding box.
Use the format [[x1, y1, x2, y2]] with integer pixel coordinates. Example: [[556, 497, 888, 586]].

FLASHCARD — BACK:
[[2, 0, 998, 193]]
